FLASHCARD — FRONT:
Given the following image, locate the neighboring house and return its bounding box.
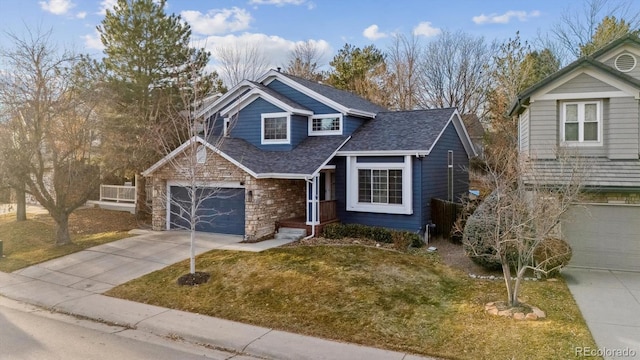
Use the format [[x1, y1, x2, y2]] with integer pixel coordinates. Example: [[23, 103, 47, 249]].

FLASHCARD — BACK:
[[461, 114, 485, 157], [510, 34, 640, 272], [143, 69, 476, 241]]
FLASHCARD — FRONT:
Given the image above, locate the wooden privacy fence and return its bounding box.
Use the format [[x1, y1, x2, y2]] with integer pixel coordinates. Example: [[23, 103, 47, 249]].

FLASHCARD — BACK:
[[430, 198, 463, 239]]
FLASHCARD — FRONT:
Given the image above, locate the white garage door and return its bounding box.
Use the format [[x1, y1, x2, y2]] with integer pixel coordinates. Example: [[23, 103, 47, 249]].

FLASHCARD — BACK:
[[563, 204, 640, 272]]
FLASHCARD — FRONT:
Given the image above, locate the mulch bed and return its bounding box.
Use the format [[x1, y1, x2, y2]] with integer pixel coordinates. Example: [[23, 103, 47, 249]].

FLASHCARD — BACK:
[[285, 237, 397, 250], [177, 271, 211, 286]]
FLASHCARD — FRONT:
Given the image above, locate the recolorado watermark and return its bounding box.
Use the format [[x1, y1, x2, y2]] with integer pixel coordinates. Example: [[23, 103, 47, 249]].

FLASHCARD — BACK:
[[575, 346, 637, 358]]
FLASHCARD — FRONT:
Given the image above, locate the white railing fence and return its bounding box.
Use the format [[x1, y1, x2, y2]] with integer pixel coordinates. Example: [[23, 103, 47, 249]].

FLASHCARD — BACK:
[[100, 185, 136, 203]]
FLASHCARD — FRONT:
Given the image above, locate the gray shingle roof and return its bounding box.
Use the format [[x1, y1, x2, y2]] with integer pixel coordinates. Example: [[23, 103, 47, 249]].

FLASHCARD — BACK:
[[339, 108, 457, 152], [525, 159, 640, 189], [250, 81, 311, 112], [213, 135, 349, 176], [279, 73, 387, 114]]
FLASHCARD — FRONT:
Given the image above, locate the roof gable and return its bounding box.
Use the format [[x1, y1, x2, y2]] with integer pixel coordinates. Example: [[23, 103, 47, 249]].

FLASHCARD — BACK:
[[258, 69, 386, 117], [510, 57, 640, 116], [220, 85, 313, 117], [547, 73, 620, 94], [337, 108, 476, 158]]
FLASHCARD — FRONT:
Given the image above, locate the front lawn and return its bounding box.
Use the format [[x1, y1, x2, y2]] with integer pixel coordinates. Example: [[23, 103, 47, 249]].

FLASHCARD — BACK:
[[0, 208, 138, 272], [106, 245, 598, 359]]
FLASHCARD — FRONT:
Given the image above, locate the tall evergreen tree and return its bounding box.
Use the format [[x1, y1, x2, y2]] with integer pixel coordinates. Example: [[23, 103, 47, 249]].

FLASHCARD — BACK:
[[580, 16, 634, 55], [485, 33, 559, 158], [326, 44, 387, 106], [97, 0, 224, 217]]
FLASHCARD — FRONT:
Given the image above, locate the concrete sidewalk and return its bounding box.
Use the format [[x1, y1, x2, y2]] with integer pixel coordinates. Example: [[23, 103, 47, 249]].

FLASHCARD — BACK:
[[564, 268, 640, 359], [0, 231, 434, 360]]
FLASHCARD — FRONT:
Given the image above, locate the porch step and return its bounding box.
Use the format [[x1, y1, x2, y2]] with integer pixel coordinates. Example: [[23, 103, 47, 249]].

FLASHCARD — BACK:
[[275, 227, 307, 241]]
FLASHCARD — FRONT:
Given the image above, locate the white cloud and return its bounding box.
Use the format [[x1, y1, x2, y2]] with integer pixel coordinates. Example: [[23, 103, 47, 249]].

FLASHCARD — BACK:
[[98, 0, 117, 15], [198, 33, 331, 76], [413, 22, 441, 37], [363, 24, 387, 41], [249, 0, 305, 6], [39, 0, 75, 15], [472, 10, 541, 25], [82, 30, 104, 51], [181, 7, 252, 35], [76, 11, 87, 19]]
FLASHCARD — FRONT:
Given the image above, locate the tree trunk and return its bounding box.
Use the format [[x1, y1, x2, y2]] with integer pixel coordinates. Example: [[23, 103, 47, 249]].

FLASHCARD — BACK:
[[135, 174, 148, 220], [54, 212, 72, 246], [15, 185, 27, 222], [501, 255, 516, 307]]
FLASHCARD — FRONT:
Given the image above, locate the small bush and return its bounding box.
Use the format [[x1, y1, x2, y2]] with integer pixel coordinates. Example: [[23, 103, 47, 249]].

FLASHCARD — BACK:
[[462, 194, 502, 270], [321, 223, 423, 249], [392, 231, 423, 251], [322, 223, 345, 239], [462, 192, 516, 271], [533, 237, 572, 278]]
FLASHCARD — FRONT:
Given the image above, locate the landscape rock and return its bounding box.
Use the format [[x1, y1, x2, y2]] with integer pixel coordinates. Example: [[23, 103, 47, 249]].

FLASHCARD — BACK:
[[513, 312, 525, 320], [532, 307, 546, 319]]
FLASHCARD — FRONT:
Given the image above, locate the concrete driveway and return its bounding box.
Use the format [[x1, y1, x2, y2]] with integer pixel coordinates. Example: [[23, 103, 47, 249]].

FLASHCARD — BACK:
[[563, 268, 640, 359], [11, 230, 289, 294]]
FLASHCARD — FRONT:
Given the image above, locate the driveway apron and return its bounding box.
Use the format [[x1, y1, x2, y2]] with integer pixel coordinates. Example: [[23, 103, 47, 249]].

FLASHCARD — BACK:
[[563, 268, 640, 359], [11, 231, 244, 294]]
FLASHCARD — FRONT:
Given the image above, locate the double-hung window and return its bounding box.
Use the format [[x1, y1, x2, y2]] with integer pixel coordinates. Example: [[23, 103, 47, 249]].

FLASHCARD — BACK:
[[261, 113, 290, 144], [562, 101, 601, 145]]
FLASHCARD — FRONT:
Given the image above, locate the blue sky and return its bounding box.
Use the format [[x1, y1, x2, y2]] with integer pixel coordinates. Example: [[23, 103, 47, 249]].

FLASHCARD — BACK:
[[1, 0, 638, 70]]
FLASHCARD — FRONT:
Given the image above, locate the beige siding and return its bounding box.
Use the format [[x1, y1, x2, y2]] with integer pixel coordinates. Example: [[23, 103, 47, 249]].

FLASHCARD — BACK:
[[548, 73, 619, 94], [518, 109, 530, 155], [608, 97, 640, 159], [529, 100, 557, 159], [603, 51, 640, 80]]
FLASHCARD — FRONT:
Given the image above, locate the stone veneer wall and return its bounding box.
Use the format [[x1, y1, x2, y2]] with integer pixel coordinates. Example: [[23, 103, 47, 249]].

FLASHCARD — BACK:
[[150, 146, 305, 240], [581, 191, 640, 204]]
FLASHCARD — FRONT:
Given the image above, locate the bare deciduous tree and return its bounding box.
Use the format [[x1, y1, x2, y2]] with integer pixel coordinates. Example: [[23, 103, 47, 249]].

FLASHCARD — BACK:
[[151, 59, 240, 278], [0, 29, 103, 245], [418, 30, 495, 119], [214, 41, 271, 87], [385, 33, 422, 110], [462, 148, 587, 307], [551, 0, 640, 60], [284, 40, 326, 81]]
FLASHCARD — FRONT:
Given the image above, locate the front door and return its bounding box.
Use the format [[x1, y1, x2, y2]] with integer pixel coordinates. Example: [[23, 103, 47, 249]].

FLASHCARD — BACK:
[[319, 170, 335, 201]]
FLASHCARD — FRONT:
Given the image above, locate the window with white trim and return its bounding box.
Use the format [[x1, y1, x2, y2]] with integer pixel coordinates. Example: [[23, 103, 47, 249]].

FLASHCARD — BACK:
[[196, 145, 206, 164], [309, 114, 342, 135], [261, 113, 290, 144], [223, 117, 231, 136], [346, 156, 412, 214], [357, 169, 403, 204], [561, 101, 601, 145]]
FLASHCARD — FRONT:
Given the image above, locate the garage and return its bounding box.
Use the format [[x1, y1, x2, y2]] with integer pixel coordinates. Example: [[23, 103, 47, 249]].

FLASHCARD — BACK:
[[169, 186, 245, 235], [563, 204, 640, 272]]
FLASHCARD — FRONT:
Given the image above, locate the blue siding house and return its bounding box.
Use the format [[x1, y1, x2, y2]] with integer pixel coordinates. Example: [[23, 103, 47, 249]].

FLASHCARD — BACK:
[[144, 69, 476, 241]]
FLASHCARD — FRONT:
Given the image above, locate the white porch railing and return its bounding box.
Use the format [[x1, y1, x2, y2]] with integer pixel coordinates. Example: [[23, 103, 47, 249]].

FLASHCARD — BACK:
[[100, 185, 136, 203]]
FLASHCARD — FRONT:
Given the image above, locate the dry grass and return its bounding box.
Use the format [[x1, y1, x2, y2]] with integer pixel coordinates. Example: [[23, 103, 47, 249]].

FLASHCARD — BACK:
[[0, 208, 137, 272], [106, 245, 598, 359]]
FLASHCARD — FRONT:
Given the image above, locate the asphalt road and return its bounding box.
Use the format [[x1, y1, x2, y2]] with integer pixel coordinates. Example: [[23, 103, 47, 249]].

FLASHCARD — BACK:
[[0, 296, 258, 360]]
